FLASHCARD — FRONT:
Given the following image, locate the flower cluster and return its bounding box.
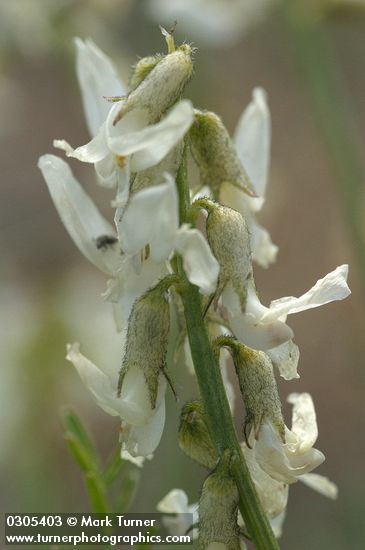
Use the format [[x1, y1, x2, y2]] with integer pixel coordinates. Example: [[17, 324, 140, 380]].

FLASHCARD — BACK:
[[39, 30, 350, 545]]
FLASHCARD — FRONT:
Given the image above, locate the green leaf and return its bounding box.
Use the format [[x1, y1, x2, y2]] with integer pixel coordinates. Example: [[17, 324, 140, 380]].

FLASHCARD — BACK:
[[64, 432, 96, 474], [85, 472, 110, 515], [103, 447, 125, 486], [115, 469, 141, 512], [62, 409, 99, 470]]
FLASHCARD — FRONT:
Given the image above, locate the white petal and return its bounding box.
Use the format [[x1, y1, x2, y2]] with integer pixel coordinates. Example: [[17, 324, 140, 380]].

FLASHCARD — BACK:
[[54, 122, 109, 163], [300, 473, 338, 499], [221, 351, 235, 414], [66, 343, 125, 418], [75, 38, 126, 136], [255, 423, 298, 484], [108, 100, 194, 171], [119, 366, 164, 426], [224, 286, 293, 351], [117, 175, 179, 262], [242, 444, 288, 517], [104, 258, 167, 332], [174, 225, 219, 295], [234, 88, 271, 204], [266, 265, 351, 322], [249, 218, 278, 268], [267, 341, 300, 381], [38, 155, 120, 274], [120, 450, 151, 468], [269, 510, 286, 539], [287, 393, 318, 452], [95, 153, 118, 188], [120, 395, 166, 457], [157, 490, 198, 537], [256, 422, 325, 484], [157, 489, 189, 514]]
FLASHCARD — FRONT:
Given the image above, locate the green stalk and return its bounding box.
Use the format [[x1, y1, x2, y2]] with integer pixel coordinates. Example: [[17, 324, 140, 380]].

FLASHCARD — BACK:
[[176, 147, 279, 549], [282, 2, 365, 276]]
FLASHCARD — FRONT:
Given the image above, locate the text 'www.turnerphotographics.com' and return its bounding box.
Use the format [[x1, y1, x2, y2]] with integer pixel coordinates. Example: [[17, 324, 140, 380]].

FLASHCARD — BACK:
[[5, 514, 193, 545]]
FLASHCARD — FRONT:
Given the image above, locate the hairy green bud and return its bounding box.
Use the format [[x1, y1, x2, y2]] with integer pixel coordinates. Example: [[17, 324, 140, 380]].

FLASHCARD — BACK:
[[114, 44, 193, 126], [129, 54, 165, 92], [217, 338, 285, 446], [118, 280, 171, 409], [178, 401, 217, 470], [195, 199, 252, 310], [189, 110, 256, 199], [198, 451, 241, 550]]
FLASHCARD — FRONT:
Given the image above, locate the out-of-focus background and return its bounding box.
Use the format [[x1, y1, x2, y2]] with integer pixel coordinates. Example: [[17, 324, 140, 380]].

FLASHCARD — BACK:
[[0, 1, 364, 549]]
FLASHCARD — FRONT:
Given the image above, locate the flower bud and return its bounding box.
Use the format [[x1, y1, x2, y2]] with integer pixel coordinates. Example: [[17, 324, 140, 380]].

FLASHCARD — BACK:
[[189, 111, 256, 199], [129, 54, 164, 92], [200, 199, 252, 310], [178, 401, 217, 470], [227, 340, 285, 445], [198, 451, 241, 550], [114, 45, 193, 126], [118, 279, 171, 409]]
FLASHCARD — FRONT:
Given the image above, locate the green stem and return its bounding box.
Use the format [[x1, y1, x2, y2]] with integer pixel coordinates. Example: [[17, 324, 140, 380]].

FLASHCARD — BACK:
[[176, 151, 279, 549], [282, 3, 365, 276]]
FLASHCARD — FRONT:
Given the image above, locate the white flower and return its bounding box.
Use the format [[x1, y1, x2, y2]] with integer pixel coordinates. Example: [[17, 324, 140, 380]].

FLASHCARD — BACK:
[[157, 489, 198, 537], [54, 38, 195, 206], [220, 88, 277, 268], [66, 342, 166, 464], [117, 174, 220, 295], [38, 154, 121, 275], [255, 393, 327, 484], [223, 265, 350, 378]]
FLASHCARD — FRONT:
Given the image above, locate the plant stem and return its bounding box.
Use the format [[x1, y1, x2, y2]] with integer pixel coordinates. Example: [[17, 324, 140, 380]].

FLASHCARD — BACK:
[[282, 2, 365, 276], [176, 147, 279, 549]]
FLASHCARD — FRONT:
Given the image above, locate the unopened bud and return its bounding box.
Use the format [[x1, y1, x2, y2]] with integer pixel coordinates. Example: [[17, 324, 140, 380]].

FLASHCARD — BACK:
[[178, 401, 217, 470], [224, 339, 285, 445], [198, 450, 241, 550], [197, 199, 252, 310], [118, 280, 171, 409], [129, 54, 165, 92], [189, 111, 256, 199], [114, 45, 193, 126]]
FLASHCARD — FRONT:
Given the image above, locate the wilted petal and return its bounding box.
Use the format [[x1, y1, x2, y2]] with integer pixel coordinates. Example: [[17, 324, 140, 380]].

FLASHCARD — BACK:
[[54, 123, 109, 163], [300, 473, 338, 500], [120, 450, 150, 468], [108, 100, 194, 172], [266, 265, 351, 322], [287, 393, 318, 452], [38, 155, 120, 274], [267, 340, 300, 381], [75, 37, 126, 136], [174, 225, 219, 295], [117, 175, 178, 262], [234, 87, 270, 205]]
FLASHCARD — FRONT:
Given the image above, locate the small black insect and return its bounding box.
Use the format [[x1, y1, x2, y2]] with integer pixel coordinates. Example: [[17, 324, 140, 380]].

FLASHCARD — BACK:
[[95, 235, 118, 250]]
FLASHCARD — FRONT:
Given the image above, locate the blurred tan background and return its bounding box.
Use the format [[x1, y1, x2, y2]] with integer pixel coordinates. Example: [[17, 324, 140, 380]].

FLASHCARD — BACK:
[[0, 1, 364, 549]]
